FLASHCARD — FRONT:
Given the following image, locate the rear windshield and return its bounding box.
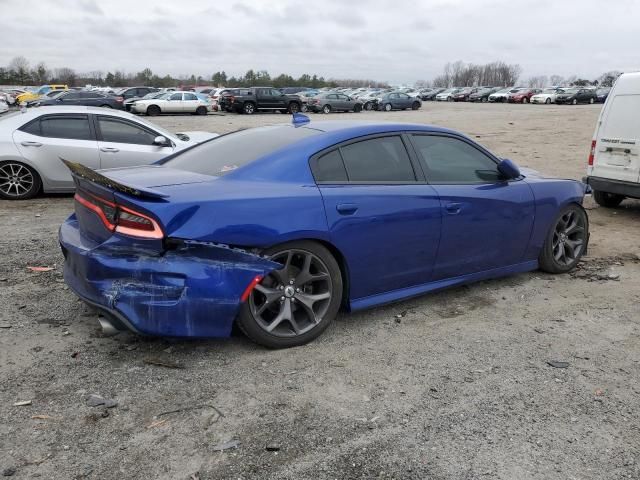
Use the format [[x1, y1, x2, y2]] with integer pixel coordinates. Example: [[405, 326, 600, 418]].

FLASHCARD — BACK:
[[158, 125, 321, 176], [601, 95, 640, 139]]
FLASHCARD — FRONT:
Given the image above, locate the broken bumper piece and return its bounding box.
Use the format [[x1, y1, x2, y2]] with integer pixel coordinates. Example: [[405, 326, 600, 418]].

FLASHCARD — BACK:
[[59, 217, 278, 338]]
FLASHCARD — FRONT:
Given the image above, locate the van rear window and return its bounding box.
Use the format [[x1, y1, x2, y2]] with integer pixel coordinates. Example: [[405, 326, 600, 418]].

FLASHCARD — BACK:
[[601, 95, 640, 140]]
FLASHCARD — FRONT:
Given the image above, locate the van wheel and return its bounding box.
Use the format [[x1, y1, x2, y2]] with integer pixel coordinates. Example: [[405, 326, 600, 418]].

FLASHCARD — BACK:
[[593, 190, 624, 208], [539, 204, 589, 274]]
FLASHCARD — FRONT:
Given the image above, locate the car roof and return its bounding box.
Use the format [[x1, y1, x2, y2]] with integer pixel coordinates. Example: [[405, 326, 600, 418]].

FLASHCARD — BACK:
[[0, 106, 142, 128]]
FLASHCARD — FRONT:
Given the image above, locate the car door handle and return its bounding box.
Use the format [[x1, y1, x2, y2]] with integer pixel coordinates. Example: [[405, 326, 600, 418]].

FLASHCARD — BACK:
[[336, 203, 358, 215], [21, 141, 42, 147], [445, 202, 462, 214], [100, 147, 120, 153]]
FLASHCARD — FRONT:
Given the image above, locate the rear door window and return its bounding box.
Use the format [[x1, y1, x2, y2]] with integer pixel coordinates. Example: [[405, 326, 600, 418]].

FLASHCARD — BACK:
[[39, 115, 92, 140], [312, 149, 348, 182], [339, 136, 416, 182], [601, 95, 640, 139]]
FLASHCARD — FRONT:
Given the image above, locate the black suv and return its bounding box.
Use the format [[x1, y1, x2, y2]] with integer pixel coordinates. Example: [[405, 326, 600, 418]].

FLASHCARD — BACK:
[[219, 87, 302, 114]]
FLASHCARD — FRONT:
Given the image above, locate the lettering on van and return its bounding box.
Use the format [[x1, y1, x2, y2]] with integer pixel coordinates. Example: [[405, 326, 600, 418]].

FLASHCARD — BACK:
[[601, 138, 636, 145]]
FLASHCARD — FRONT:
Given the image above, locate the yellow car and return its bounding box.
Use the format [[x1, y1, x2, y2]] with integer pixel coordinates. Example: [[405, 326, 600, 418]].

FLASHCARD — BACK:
[[16, 85, 68, 104]]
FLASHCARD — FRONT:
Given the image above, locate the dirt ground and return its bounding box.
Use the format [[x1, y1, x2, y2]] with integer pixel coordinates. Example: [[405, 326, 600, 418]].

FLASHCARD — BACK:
[[1, 103, 639, 480]]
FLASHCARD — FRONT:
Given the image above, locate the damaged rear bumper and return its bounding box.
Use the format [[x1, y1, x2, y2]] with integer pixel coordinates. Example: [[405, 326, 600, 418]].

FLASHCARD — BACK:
[[59, 216, 278, 338]]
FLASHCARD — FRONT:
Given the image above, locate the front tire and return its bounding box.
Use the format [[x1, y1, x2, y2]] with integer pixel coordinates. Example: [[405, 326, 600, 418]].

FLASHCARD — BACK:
[[195, 106, 208, 115], [589, 98, 595, 104], [545, 98, 551, 104], [0, 161, 41, 200], [146, 105, 161, 116], [572, 98, 578, 105], [384, 103, 392, 111], [411, 101, 420, 110], [243, 102, 256, 114], [353, 103, 362, 112], [288, 102, 300, 114], [538, 204, 589, 274], [593, 190, 624, 208], [322, 104, 331, 114], [237, 240, 343, 348]]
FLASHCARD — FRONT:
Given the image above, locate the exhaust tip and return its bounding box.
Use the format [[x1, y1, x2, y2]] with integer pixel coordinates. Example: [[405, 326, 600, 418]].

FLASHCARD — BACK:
[[98, 315, 120, 336]]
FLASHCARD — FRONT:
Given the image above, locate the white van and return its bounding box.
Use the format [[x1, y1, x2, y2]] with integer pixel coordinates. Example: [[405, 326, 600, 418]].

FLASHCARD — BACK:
[[584, 72, 640, 207]]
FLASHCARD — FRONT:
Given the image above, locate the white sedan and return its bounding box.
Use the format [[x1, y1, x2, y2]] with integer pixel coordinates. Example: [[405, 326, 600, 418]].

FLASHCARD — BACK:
[[530, 87, 564, 104], [0, 100, 8, 114], [130, 91, 213, 116], [0, 106, 218, 199]]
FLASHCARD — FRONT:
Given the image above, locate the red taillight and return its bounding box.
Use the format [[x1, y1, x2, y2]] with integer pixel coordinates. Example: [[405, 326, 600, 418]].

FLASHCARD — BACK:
[[588, 140, 596, 166], [240, 275, 264, 302], [75, 191, 164, 239]]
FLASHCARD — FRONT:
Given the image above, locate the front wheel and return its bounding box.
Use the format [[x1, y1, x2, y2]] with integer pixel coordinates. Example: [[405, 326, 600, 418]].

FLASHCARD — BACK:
[[0, 161, 41, 200], [411, 101, 420, 110], [384, 103, 392, 111], [545, 98, 551, 104], [522, 97, 529, 104], [243, 102, 256, 114], [538, 204, 589, 274], [572, 98, 578, 105], [589, 98, 595, 104], [322, 104, 331, 114], [146, 105, 161, 116], [364, 102, 373, 111], [353, 103, 362, 112], [195, 106, 208, 115], [593, 190, 624, 208], [237, 241, 343, 348]]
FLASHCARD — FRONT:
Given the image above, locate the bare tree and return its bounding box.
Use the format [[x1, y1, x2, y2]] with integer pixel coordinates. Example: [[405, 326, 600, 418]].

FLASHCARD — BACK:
[[549, 74, 564, 86], [527, 75, 548, 88], [54, 67, 77, 86], [8, 56, 31, 84]]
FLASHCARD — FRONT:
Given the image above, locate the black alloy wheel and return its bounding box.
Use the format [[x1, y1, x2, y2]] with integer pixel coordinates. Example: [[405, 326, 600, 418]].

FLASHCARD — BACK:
[[539, 205, 589, 273]]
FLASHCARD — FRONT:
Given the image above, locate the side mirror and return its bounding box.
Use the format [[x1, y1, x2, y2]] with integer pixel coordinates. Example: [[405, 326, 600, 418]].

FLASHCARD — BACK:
[[497, 159, 521, 180], [153, 136, 169, 146]]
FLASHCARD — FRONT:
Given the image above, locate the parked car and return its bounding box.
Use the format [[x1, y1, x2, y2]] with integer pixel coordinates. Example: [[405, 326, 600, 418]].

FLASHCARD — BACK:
[[421, 88, 446, 101], [218, 87, 303, 114], [35, 90, 125, 109], [451, 87, 479, 102], [555, 88, 597, 105], [124, 91, 165, 111], [359, 91, 383, 110], [307, 93, 363, 113], [530, 87, 564, 104], [377, 92, 421, 111], [58, 116, 589, 348], [435, 88, 460, 101], [595, 87, 611, 103], [0, 89, 25, 105], [583, 72, 640, 208], [508, 88, 541, 104], [130, 91, 213, 116], [16, 85, 68, 104], [114, 87, 159, 101], [0, 106, 218, 199], [468, 87, 500, 102], [489, 88, 518, 103], [0, 100, 8, 114]]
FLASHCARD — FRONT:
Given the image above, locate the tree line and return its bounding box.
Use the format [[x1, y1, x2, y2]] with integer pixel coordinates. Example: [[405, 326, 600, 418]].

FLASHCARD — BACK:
[[0, 56, 387, 89], [0, 56, 623, 90]]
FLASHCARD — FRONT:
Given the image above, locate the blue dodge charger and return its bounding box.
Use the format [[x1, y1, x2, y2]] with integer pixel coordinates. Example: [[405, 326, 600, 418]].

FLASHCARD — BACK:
[[59, 114, 589, 348]]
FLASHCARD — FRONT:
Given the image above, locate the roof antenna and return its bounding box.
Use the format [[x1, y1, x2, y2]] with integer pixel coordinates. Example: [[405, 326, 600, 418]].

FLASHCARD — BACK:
[[292, 112, 310, 126]]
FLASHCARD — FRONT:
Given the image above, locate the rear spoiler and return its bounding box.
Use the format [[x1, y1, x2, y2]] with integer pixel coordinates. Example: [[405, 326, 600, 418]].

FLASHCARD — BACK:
[[61, 159, 169, 199]]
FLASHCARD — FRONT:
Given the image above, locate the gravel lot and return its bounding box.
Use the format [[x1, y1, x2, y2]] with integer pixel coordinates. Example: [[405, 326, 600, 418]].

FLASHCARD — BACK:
[[1, 103, 639, 480]]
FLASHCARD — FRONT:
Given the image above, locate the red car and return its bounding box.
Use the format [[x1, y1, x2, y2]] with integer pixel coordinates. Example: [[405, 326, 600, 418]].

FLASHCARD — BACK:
[[508, 88, 541, 104]]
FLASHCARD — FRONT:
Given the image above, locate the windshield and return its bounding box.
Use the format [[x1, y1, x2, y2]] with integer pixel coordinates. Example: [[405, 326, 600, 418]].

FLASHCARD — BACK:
[[158, 125, 321, 176]]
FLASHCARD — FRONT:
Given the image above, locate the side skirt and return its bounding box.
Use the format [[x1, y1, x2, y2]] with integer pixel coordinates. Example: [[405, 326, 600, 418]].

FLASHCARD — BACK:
[[349, 260, 538, 311]]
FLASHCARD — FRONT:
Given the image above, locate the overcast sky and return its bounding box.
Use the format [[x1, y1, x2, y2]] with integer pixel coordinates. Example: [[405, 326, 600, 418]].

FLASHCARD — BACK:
[[1, 0, 637, 84]]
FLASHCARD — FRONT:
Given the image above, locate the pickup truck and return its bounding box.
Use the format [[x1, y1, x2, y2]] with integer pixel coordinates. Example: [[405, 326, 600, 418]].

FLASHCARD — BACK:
[[219, 87, 303, 114]]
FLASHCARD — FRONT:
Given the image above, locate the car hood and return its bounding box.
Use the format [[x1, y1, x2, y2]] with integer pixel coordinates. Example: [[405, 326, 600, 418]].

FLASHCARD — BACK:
[[178, 131, 219, 144]]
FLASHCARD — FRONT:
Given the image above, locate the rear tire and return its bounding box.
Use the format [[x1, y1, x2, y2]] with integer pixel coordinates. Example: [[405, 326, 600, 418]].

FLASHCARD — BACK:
[[364, 102, 373, 111], [353, 103, 362, 112], [545, 98, 551, 104], [0, 161, 41, 200], [572, 98, 578, 105], [593, 190, 624, 208], [196, 106, 208, 115], [146, 105, 161, 116], [589, 98, 595, 104], [522, 97, 529, 104], [384, 103, 392, 111], [322, 104, 331, 114], [539, 204, 589, 274], [243, 102, 256, 114], [237, 240, 343, 348], [411, 101, 420, 110]]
